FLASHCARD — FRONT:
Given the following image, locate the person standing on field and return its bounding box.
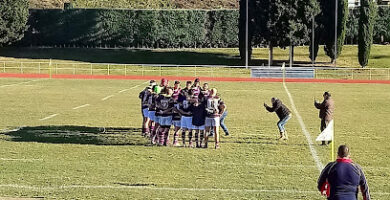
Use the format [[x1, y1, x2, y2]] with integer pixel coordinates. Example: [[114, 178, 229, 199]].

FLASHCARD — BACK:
[[318, 145, 370, 200], [315, 91, 335, 145], [264, 97, 292, 140]]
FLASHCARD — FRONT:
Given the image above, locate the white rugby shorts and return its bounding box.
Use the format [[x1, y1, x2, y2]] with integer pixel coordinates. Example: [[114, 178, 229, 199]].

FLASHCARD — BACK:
[[205, 117, 220, 127]]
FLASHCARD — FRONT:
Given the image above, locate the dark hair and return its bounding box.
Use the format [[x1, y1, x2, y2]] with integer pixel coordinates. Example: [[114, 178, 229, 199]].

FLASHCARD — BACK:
[[324, 91, 331, 97], [337, 145, 349, 158], [186, 81, 192, 85]]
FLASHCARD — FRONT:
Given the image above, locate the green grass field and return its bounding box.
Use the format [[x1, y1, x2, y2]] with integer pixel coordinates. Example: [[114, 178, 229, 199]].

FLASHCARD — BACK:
[[0, 77, 389, 199], [1, 45, 389, 68]]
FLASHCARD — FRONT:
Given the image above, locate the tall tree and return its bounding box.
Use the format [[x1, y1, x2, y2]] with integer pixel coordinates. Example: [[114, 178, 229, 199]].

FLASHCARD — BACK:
[[324, 0, 349, 63], [249, 0, 319, 65], [0, 0, 29, 47], [310, 0, 348, 63], [358, 0, 376, 68]]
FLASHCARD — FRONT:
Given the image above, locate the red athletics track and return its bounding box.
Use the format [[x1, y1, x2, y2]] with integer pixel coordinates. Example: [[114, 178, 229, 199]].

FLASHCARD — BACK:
[[1, 73, 390, 84]]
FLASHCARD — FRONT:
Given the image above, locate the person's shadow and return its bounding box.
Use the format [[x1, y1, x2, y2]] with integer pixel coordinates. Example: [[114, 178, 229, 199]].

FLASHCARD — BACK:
[[1, 126, 149, 146]]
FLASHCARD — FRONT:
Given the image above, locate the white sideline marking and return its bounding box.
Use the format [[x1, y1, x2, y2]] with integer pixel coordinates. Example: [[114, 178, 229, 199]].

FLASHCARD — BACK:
[[0, 158, 42, 162], [118, 81, 148, 93], [101, 95, 115, 101], [39, 114, 59, 121], [212, 162, 318, 169], [282, 82, 324, 172], [72, 104, 90, 110], [0, 79, 40, 88], [0, 184, 388, 195], [118, 89, 130, 93]]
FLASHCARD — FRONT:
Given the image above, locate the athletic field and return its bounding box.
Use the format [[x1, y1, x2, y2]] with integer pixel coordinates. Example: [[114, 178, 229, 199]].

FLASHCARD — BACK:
[[0, 77, 389, 199]]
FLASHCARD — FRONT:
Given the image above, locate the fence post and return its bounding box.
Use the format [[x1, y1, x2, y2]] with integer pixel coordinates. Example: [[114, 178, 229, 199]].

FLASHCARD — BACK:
[[351, 70, 354, 80], [388, 68, 390, 80], [38, 63, 41, 74], [195, 66, 197, 77], [3, 62, 5, 73], [55, 64, 58, 74], [142, 65, 144, 76], [20, 62, 23, 74], [125, 64, 127, 76], [159, 65, 162, 76], [90, 64, 93, 75], [369, 69, 372, 80], [108, 64, 110, 75]]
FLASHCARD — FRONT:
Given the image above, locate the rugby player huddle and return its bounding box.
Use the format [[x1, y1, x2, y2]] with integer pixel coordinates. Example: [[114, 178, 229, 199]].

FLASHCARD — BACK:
[[139, 78, 226, 149]]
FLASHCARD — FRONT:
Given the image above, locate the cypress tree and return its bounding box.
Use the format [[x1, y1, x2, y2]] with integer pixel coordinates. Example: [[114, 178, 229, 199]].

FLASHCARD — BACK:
[[358, 0, 376, 67], [324, 0, 348, 63], [0, 0, 29, 47]]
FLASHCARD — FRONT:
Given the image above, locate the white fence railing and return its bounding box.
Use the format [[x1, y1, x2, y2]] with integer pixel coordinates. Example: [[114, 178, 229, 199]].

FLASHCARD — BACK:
[[0, 60, 390, 80]]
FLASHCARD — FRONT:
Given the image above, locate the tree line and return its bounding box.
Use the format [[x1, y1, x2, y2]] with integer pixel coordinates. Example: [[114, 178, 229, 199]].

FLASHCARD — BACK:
[[239, 0, 377, 67], [0, 0, 386, 67]]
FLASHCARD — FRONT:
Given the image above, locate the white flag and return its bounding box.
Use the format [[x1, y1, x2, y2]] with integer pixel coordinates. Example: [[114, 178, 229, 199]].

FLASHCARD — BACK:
[[316, 120, 334, 141]]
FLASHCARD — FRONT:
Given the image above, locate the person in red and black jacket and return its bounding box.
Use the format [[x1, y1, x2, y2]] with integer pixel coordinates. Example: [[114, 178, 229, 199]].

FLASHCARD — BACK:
[[318, 145, 370, 200]]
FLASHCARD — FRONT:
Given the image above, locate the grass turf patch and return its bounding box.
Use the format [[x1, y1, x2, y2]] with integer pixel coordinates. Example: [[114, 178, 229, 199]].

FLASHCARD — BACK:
[[0, 78, 389, 199]]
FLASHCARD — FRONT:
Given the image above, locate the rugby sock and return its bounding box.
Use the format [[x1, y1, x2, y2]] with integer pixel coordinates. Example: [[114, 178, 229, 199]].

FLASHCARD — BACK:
[[181, 131, 186, 146], [200, 130, 204, 147], [158, 128, 164, 145], [195, 131, 199, 147], [164, 131, 170, 146], [188, 131, 193, 147]]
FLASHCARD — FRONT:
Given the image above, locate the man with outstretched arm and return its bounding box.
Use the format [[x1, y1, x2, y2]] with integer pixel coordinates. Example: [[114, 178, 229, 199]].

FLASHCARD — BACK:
[[318, 145, 370, 200], [264, 97, 292, 140], [315, 91, 335, 145]]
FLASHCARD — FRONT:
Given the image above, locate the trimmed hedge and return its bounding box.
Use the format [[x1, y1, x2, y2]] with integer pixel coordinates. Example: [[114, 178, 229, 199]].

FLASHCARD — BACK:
[[20, 9, 238, 48], [19, 7, 389, 48]]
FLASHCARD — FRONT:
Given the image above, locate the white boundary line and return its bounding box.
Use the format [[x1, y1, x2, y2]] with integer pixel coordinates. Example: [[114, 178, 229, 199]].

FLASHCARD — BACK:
[[101, 95, 115, 101], [0, 79, 40, 88], [38, 114, 59, 121], [72, 104, 90, 110], [282, 82, 324, 171], [119, 81, 149, 93], [0, 184, 388, 195], [0, 158, 42, 162]]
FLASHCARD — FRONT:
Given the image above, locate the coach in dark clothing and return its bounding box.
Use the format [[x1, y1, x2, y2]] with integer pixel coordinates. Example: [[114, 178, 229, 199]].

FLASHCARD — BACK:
[[318, 145, 370, 200], [264, 97, 292, 140], [315, 91, 335, 145]]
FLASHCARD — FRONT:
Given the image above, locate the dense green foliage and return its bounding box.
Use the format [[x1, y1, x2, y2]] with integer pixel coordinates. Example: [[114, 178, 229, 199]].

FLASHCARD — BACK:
[[20, 9, 238, 48], [358, 0, 376, 67], [239, 0, 319, 61], [322, 0, 349, 63], [17, 6, 390, 49], [28, 0, 238, 9], [0, 0, 29, 47]]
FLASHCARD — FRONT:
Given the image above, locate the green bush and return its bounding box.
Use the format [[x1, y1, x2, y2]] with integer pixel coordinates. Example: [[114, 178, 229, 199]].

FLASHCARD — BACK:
[[17, 7, 390, 48], [20, 9, 237, 48]]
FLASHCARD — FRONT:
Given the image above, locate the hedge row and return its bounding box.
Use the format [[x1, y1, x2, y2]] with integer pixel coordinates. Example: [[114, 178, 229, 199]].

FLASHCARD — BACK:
[[19, 7, 389, 48], [20, 9, 239, 48]]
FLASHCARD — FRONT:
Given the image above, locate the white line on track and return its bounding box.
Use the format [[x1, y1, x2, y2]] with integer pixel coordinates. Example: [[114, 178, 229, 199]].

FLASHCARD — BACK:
[[72, 104, 90, 110], [0, 184, 388, 195], [101, 95, 115, 101], [0, 79, 40, 88], [38, 114, 59, 121], [282, 82, 324, 172]]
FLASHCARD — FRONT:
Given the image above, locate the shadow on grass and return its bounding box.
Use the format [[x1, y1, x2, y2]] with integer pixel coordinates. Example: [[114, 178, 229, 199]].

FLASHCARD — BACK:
[[0, 47, 241, 66], [1, 126, 150, 146], [0, 47, 335, 67]]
